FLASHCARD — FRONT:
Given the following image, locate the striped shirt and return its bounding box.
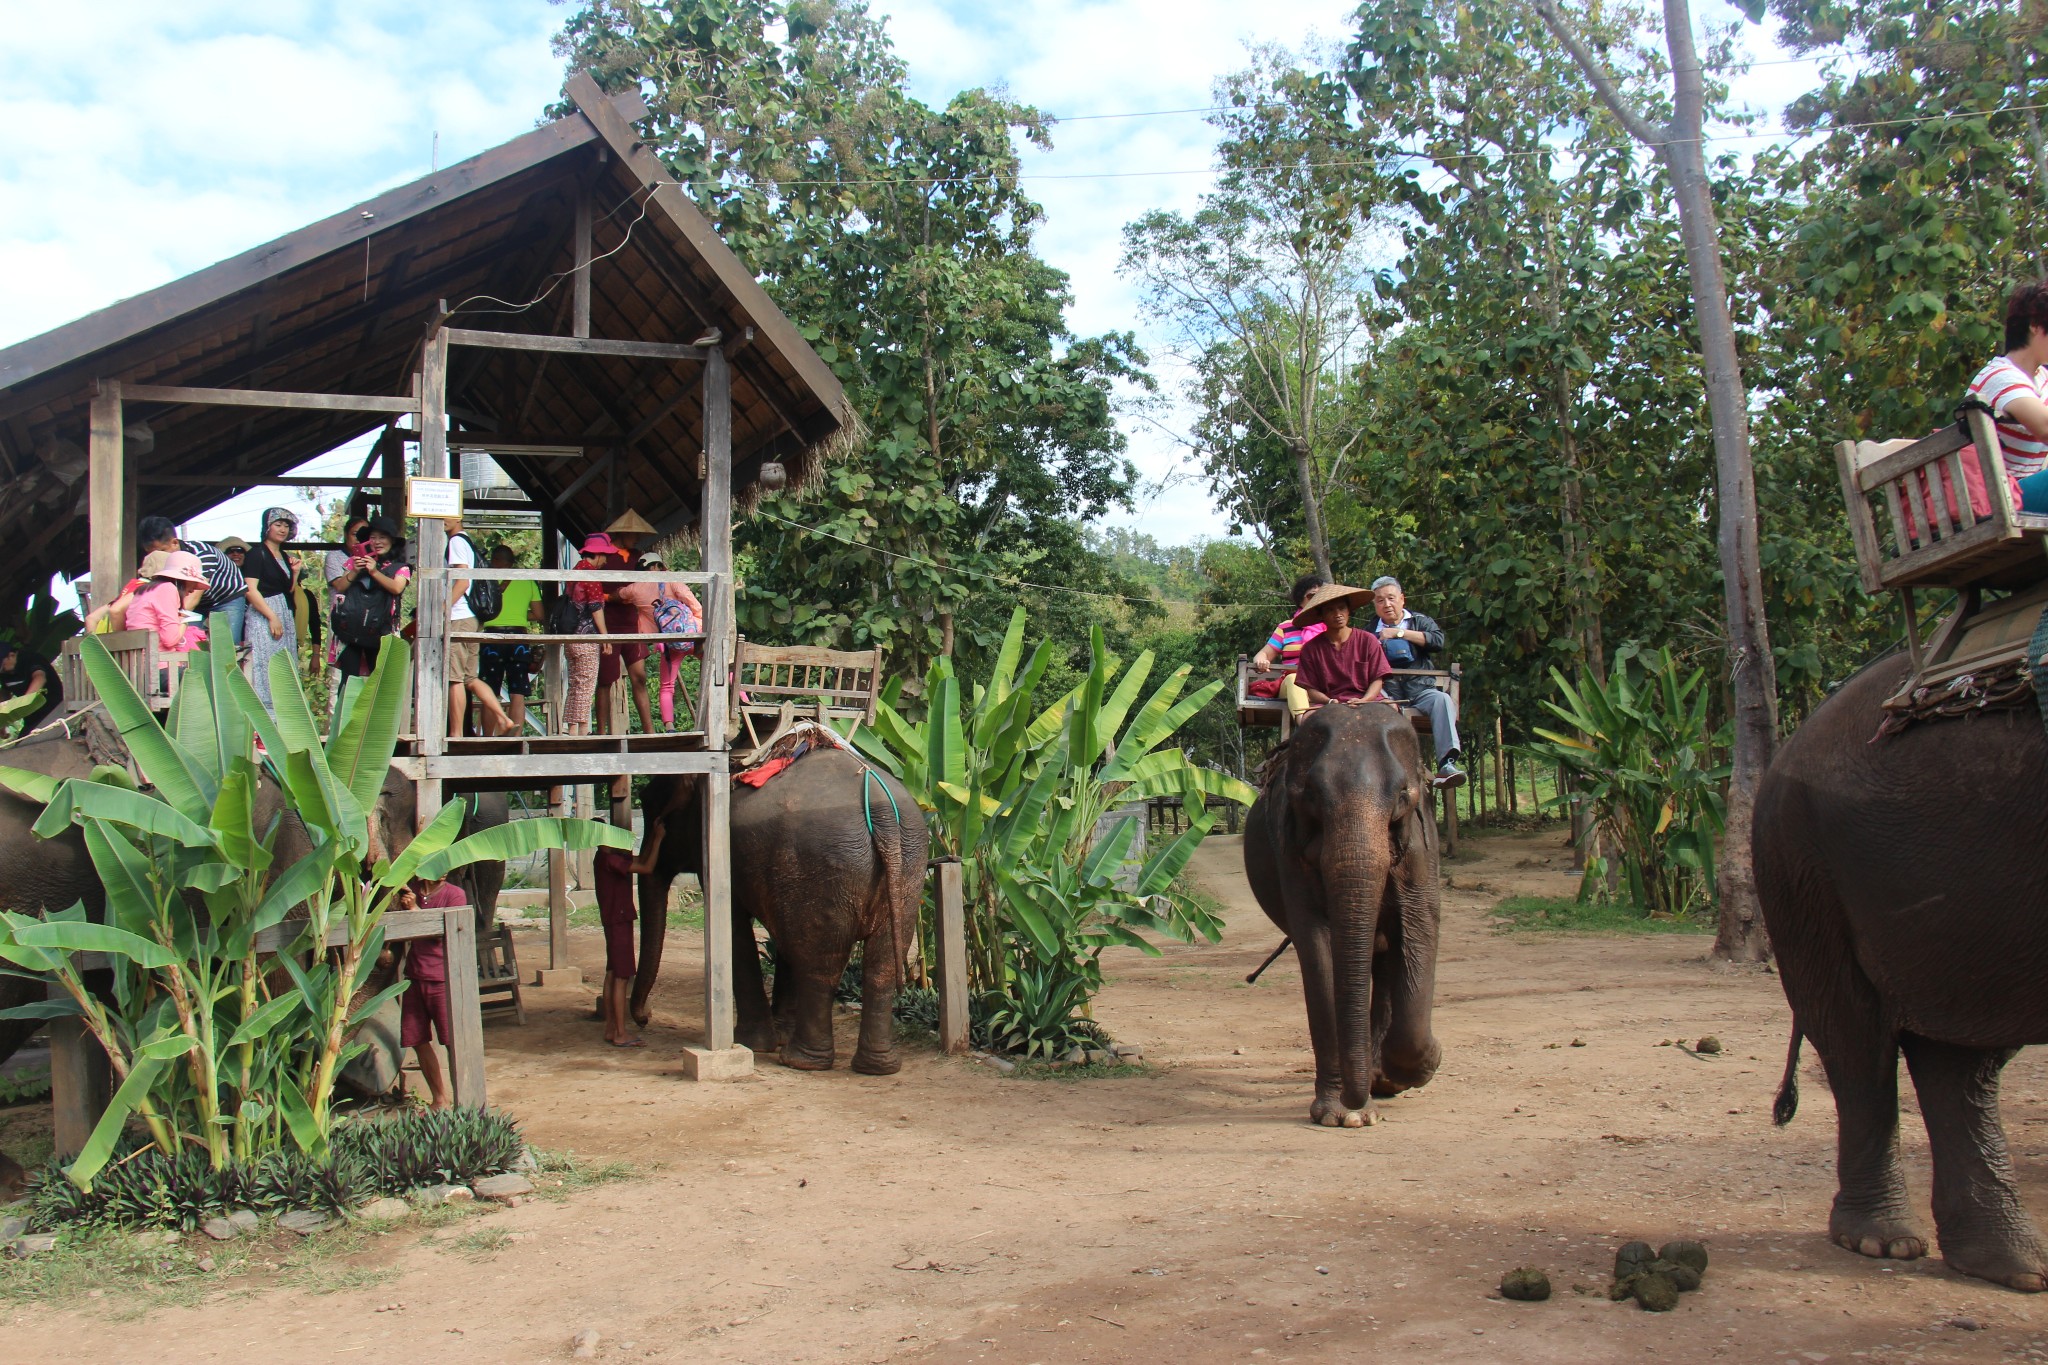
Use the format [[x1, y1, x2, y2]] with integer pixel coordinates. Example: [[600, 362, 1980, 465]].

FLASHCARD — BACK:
[[1262, 616, 1327, 672], [178, 539, 248, 615], [1967, 357, 2048, 478]]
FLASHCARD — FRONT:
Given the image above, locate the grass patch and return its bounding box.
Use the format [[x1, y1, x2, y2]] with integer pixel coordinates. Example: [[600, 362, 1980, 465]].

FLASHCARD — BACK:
[[557, 885, 703, 933], [441, 1225, 513, 1261], [1490, 895, 1712, 934], [528, 1147, 634, 1198]]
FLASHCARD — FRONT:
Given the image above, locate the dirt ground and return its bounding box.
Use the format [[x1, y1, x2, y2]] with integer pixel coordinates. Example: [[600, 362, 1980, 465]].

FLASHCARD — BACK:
[[12, 826, 2048, 1364]]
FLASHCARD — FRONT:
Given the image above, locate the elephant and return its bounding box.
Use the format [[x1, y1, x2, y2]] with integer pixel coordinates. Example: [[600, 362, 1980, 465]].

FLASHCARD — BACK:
[[1756, 652, 2048, 1292], [636, 747, 929, 1073], [1244, 702, 1444, 1126], [0, 724, 510, 1174]]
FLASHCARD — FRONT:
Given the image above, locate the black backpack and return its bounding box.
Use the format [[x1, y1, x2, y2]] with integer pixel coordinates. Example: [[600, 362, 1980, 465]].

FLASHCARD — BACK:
[[451, 533, 502, 622], [330, 561, 402, 649]]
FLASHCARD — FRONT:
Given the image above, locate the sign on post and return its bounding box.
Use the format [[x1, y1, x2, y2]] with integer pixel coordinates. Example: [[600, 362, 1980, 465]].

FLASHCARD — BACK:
[[407, 476, 464, 520]]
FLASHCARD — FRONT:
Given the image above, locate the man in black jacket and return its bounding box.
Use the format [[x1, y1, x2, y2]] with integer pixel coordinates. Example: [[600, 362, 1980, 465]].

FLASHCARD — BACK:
[[1370, 576, 1464, 787]]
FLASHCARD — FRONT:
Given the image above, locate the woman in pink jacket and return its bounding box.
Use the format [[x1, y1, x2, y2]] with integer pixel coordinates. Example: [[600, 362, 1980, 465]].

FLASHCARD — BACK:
[[123, 551, 210, 655]]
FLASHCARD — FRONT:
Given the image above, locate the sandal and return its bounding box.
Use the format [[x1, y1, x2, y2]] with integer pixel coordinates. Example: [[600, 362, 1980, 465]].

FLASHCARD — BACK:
[[607, 1037, 647, 1049]]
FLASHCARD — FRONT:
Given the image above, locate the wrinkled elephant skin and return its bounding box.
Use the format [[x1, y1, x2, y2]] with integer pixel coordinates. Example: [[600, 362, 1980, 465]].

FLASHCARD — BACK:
[[1244, 703, 1443, 1127], [638, 750, 929, 1073], [1756, 655, 2048, 1292]]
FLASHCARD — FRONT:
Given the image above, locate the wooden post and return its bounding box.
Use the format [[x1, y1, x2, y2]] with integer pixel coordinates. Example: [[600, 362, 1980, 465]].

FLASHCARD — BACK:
[[442, 906, 486, 1106], [88, 382, 125, 612], [680, 763, 750, 1079], [1493, 714, 1507, 815], [935, 859, 969, 1055], [415, 331, 450, 804], [380, 425, 404, 523], [539, 785, 579, 986], [702, 348, 733, 577], [49, 984, 110, 1161], [573, 181, 593, 340]]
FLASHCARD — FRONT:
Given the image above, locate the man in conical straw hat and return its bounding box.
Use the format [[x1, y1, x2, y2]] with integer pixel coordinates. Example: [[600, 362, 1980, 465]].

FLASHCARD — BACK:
[[1290, 582, 1392, 711], [605, 509, 657, 557]]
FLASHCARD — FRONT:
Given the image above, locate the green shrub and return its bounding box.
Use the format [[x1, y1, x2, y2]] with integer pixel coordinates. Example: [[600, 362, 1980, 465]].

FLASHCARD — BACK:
[[1521, 644, 1728, 918], [26, 1107, 524, 1231]]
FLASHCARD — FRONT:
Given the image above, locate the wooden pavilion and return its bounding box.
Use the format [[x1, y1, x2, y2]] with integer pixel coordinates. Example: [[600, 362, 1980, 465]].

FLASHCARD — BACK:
[[0, 74, 856, 1084]]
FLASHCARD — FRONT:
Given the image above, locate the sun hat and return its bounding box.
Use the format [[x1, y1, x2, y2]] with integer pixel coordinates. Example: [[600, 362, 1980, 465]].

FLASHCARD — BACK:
[[215, 536, 250, 553], [137, 550, 173, 581], [636, 551, 666, 569], [605, 509, 656, 538], [1293, 582, 1374, 627], [260, 506, 298, 534], [157, 551, 209, 588], [365, 515, 406, 547], [581, 533, 622, 557]]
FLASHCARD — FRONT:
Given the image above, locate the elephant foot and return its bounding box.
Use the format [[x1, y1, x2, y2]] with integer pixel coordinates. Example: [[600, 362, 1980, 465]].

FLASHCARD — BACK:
[[1830, 1205, 1927, 1262], [736, 1024, 779, 1055], [851, 1049, 902, 1076], [1309, 1094, 1378, 1128], [779, 1045, 837, 1071], [1934, 1222, 2048, 1292]]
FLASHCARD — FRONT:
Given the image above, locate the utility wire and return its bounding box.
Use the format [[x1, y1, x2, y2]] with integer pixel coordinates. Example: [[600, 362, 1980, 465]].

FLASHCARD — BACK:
[[751, 508, 1169, 607]]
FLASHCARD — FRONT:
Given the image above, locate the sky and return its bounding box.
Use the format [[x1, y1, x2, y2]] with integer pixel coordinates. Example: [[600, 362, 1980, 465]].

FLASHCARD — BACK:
[[0, 0, 1828, 565]]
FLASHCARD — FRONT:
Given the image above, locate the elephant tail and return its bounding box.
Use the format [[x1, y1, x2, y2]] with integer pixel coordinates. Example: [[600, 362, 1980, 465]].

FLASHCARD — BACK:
[[1773, 1021, 1803, 1126]]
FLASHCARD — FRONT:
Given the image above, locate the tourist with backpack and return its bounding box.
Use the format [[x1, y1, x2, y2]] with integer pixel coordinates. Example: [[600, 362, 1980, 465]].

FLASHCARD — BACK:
[[329, 516, 410, 696], [444, 514, 513, 738]]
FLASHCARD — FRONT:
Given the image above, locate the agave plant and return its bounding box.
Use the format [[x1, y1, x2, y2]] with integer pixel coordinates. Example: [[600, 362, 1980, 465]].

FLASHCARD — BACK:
[[0, 624, 626, 1187]]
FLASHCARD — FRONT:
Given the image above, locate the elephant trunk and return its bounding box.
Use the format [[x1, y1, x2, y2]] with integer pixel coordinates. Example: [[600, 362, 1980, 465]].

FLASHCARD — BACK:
[[631, 869, 674, 1015], [1324, 832, 1391, 1113]]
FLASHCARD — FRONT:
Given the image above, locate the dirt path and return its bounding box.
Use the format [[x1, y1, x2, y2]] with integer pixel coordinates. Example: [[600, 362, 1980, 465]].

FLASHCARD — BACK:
[[13, 828, 2048, 1363]]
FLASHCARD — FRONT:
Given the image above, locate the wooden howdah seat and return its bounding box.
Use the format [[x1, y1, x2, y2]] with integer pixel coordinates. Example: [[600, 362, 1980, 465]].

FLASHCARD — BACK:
[[1836, 406, 2048, 705], [730, 639, 884, 756]]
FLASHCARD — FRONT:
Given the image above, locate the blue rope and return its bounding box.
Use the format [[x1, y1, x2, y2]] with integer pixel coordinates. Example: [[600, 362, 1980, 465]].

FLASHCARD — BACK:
[[862, 766, 901, 835]]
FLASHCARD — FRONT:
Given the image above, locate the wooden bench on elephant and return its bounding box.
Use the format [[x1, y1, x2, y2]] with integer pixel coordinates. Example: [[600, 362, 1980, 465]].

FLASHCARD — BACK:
[[1236, 656, 1293, 739], [730, 639, 884, 755], [56, 629, 184, 713]]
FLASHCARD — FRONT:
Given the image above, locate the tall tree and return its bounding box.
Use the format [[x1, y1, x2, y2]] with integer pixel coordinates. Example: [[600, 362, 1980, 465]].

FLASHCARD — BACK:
[[1121, 48, 1386, 584], [1528, 0, 1779, 961], [554, 0, 1146, 675]]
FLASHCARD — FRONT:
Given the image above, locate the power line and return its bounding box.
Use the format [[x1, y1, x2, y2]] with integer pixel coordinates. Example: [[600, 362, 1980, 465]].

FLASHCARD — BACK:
[[751, 508, 1166, 607]]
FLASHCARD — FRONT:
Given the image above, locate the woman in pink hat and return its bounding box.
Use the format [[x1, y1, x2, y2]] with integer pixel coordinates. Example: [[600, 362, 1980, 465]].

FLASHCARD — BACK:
[[124, 551, 211, 656], [562, 533, 617, 734]]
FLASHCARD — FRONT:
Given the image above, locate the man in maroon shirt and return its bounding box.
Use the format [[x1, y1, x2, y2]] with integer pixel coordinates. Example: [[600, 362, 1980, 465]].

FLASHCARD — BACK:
[[1292, 583, 1393, 706]]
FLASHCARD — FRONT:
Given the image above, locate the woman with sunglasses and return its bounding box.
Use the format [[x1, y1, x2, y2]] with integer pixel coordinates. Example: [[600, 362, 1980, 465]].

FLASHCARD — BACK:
[[245, 507, 302, 712]]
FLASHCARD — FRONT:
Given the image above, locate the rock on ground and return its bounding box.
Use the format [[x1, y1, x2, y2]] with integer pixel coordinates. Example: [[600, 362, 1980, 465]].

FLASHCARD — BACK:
[[408, 1184, 473, 1206], [9, 1234, 57, 1257], [471, 1173, 534, 1202], [571, 1327, 601, 1358], [201, 1217, 238, 1242], [357, 1198, 410, 1222], [277, 1210, 333, 1236]]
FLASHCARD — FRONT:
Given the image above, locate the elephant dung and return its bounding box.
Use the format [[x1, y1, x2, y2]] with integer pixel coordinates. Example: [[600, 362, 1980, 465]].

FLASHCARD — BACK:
[[1499, 1268, 1551, 1301], [1694, 1036, 1723, 1055], [1613, 1240, 1656, 1279], [1659, 1239, 1709, 1276], [1631, 1272, 1679, 1312]]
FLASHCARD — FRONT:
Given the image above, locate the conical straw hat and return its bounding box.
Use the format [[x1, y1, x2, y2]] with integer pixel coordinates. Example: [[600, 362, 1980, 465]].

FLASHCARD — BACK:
[[606, 509, 657, 537], [1293, 582, 1374, 626]]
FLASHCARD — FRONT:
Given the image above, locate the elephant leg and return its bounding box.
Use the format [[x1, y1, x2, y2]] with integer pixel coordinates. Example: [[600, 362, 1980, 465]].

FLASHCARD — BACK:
[[851, 916, 904, 1076], [767, 941, 798, 1046], [730, 919, 776, 1056], [1815, 1032, 1923, 1262], [779, 965, 839, 1070], [1291, 916, 1372, 1128], [1369, 904, 1441, 1097], [1901, 1035, 2048, 1291]]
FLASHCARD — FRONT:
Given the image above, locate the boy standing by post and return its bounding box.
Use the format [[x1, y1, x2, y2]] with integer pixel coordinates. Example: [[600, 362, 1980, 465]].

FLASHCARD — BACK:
[[395, 874, 469, 1108], [594, 817, 668, 1048]]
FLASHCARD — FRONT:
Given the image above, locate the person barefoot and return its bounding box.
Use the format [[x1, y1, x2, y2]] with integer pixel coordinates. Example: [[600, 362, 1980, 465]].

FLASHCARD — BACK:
[[395, 875, 468, 1108], [594, 817, 667, 1047]]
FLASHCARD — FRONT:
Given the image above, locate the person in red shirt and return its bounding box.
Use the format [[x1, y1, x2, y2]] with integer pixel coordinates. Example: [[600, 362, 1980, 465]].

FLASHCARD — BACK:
[[593, 817, 670, 1048], [395, 876, 469, 1109], [1291, 583, 1393, 706]]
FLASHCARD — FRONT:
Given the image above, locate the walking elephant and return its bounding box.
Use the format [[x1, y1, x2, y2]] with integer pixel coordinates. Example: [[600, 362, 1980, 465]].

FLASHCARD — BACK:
[[1244, 702, 1443, 1126], [636, 747, 929, 1073], [1757, 653, 2048, 1292]]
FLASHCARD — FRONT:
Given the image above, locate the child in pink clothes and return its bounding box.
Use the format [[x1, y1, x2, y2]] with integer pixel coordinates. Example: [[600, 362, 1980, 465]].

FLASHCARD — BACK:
[[124, 552, 210, 653]]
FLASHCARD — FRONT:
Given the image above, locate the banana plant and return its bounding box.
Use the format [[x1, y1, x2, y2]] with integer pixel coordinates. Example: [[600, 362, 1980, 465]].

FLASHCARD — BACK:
[[852, 607, 1252, 1024], [0, 624, 627, 1185]]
